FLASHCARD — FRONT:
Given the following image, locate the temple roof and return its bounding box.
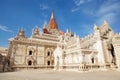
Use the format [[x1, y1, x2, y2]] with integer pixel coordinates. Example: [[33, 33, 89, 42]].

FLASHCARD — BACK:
[[17, 29, 26, 38], [48, 11, 58, 30]]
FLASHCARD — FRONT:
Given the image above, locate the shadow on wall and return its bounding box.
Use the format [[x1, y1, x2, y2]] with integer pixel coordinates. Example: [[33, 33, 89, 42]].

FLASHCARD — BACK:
[[0, 54, 14, 72], [111, 44, 116, 65]]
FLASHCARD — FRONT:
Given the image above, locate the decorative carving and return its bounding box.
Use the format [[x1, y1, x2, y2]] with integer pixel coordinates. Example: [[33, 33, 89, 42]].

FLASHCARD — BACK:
[[32, 26, 39, 35]]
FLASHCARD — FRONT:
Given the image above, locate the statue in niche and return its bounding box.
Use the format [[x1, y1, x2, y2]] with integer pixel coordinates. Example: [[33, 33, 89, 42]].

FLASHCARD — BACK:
[[53, 45, 63, 70]]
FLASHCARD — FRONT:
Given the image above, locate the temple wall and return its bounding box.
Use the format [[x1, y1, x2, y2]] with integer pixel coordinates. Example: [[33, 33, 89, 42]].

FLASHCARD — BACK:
[[9, 40, 56, 68], [113, 35, 120, 70]]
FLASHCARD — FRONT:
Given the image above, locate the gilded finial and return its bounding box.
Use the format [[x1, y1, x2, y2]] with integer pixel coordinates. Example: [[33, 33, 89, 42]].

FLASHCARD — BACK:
[[43, 22, 47, 29], [51, 10, 54, 19]]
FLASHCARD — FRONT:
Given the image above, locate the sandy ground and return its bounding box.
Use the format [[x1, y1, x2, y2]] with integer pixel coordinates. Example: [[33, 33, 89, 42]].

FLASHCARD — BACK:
[[0, 70, 120, 80]]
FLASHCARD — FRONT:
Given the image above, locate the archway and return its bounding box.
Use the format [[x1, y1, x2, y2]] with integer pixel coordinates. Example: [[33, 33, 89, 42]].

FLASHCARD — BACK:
[[47, 61, 50, 66], [47, 51, 50, 56], [29, 50, 32, 55], [53, 45, 63, 70], [111, 44, 116, 65], [28, 60, 32, 66], [91, 57, 94, 64]]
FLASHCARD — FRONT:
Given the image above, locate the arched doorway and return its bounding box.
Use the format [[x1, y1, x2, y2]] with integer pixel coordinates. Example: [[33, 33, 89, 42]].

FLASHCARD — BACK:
[[91, 58, 94, 64], [47, 61, 50, 66], [28, 60, 32, 66], [111, 44, 116, 65]]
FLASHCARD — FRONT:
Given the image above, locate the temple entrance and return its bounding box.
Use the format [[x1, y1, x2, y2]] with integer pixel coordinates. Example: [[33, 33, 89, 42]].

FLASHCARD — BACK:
[[47, 61, 50, 66], [111, 44, 116, 65], [91, 58, 94, 64], [28, 60, 32, 66]]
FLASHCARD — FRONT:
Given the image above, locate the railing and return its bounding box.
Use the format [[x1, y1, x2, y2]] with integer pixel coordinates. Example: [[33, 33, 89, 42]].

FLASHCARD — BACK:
[[12, 65, 54, 70], [78, 64, 113, 71], [11, 63, 115, 71]]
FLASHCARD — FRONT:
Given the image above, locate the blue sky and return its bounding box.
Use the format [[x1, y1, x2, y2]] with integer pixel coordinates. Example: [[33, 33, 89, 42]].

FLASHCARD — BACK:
[[0, 0, 120, 47]]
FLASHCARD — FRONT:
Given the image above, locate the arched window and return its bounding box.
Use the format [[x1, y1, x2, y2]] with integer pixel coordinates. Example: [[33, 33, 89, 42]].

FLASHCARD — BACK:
[[29, 50, 32, 55], [111, 44, 116, 65], [47, 51, 50, 56], [28, 60, 32, 66]]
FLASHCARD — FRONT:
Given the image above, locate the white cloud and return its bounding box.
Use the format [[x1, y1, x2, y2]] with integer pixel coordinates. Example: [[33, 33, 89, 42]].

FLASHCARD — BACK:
[[73, 0, 85, 6], [71, 7, 80, 12], [97, 1, 120, 16], [72, 0, 92, 12], [71, 0, 120, 37], [95, 0, 120, 25], [0, 25, 12, 32], [97, 13, 116, 25], [72, 0, 120, 25], [73, 0, 92, 6], [40, 4, 49, 10]]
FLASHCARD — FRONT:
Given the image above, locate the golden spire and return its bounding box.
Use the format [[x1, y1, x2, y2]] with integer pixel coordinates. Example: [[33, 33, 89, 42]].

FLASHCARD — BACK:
[[51, 10, 54, 19], [48, 10, 58, 30], [43, 22, 47, 29]]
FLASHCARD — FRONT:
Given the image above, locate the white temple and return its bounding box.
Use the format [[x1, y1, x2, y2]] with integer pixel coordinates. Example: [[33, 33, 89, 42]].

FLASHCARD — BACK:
[[8, 11, 120, 71]]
